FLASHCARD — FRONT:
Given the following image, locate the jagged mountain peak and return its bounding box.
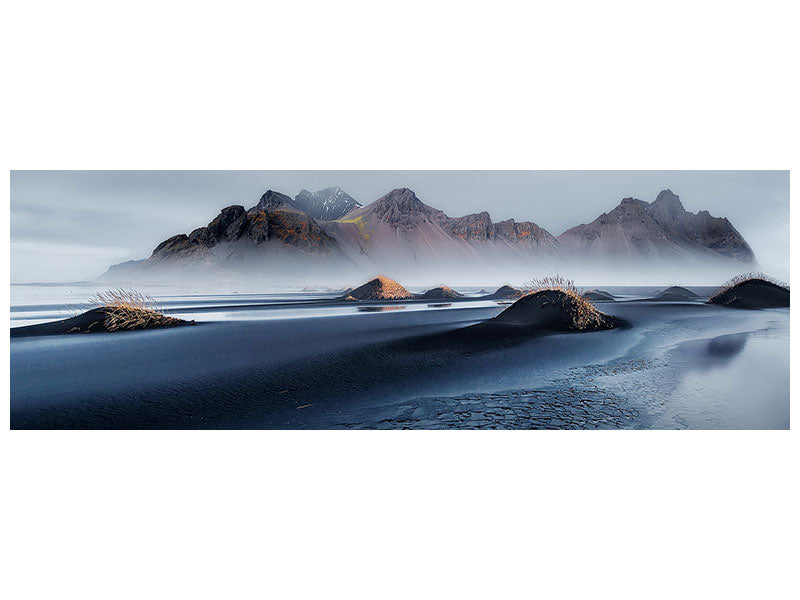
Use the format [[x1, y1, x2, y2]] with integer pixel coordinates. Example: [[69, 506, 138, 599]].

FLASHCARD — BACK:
[[206, 205, 247, 241], [458, 210, 492, 222], [618, 197, 648, 208], [255, 189, 297, 212], [653, 188, 681, 205], [294, 187, 361, 221], [368, 188, 445, 223], [376, 187, 424, 207], [649, 189, 685, 223], [317, 185, 347, 196], [443, 211, 495, 240]]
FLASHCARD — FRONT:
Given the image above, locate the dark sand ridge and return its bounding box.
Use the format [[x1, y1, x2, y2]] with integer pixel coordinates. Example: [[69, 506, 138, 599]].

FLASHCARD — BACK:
[[709, 278, 790, 309], [582, 289, 616, 302], [630, 285, 704, 303], [338, 276, 521, 303], [11, 306, 191, 338], [491, 289, 619, 331], [481, 285, 521, 300], [417, 286, 463, 300], [343, 276, 514, 302], [654, 286, 700, 300], [384, 290, 626, 358]]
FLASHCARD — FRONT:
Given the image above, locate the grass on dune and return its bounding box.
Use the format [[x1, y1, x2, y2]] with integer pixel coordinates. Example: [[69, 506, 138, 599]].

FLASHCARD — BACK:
[[521, 275, 611, 330], [89, 289, 185, 332], [709, 272, 788, 302]]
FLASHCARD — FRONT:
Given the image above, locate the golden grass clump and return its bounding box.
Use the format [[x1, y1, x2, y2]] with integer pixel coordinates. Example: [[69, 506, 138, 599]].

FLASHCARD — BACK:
[[89, 289, 185, 332], [711, 272, 788, 301], [524, 275, 581, 296], [522, 275, 611, 330]]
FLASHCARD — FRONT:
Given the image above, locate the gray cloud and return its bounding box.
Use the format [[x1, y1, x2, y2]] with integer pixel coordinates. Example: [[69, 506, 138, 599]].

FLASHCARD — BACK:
[[10, 170, 789, 282]]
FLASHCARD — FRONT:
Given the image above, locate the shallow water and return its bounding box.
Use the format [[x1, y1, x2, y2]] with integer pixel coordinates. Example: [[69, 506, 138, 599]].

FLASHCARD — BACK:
[[319, 306, 789, 430]]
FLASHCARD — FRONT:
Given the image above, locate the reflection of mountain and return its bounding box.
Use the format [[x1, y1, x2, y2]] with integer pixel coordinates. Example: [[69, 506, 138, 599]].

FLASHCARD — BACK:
[[706, 333, 749, 359], [101, 186, 757, 284]]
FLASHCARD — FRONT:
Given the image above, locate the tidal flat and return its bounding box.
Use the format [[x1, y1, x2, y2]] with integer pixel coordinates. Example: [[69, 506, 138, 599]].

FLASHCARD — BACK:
[[10, 285, 789, 429]]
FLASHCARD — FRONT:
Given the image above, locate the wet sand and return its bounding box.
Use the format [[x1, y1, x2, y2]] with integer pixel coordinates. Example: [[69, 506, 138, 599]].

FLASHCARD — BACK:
[[9, 294, 789, 429]]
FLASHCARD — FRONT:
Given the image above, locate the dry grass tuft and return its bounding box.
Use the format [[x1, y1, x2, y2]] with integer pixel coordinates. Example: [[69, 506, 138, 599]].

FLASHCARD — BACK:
[[710, 272, 788, 302], [524, 275, 581, 296], [522, 275, 611, 330], [89, 289, 185, 332]]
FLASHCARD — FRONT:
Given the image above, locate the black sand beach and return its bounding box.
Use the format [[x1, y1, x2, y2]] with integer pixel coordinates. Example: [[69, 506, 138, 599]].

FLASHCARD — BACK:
[[9, 288, 789, 429]]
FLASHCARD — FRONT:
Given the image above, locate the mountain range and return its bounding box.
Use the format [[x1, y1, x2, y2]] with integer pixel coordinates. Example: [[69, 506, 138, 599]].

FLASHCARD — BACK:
[[102, 186, 756, 284]]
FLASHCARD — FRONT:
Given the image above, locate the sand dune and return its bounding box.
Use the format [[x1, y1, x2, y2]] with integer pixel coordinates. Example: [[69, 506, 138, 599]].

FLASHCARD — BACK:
[[709, 278, 789, 309]]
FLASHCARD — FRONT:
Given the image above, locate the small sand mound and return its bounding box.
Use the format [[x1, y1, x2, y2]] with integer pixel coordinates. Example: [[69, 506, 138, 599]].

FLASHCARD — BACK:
[[655, 286, 699, 300], [582, 289, 615, 301], [709, 277, 789, 309], [346, 276, 413, 300], [483, 285, 521, 300], [493, 289, 618, 331], [417, 286, 463, 299]]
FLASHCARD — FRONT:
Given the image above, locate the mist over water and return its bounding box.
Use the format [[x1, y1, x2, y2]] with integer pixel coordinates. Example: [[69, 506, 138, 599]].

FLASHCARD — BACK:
[[10, 171, 789, 284], [93, 257, 772, 290]]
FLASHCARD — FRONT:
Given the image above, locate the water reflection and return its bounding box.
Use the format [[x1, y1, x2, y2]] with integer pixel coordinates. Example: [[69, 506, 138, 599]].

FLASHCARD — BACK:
[[357, 306, 406, 313], [681, 332, 751, 372], [706, 333, 748, 358]]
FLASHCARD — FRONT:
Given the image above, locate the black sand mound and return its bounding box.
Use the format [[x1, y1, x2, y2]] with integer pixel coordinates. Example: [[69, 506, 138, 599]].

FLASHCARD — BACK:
[[654, 286, 699, 300], [11, 307, 191, 338], [481, 285, 521, 300], [582, 289, 615, 301], [492, 290, 619, 331], [709, 278, 789, 309], [417, 286, 463, 300], [344, 276, 413, 300]]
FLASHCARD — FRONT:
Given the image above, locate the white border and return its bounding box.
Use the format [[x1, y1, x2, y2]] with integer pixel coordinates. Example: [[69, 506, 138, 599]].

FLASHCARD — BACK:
[[2, 2, 797, 599]]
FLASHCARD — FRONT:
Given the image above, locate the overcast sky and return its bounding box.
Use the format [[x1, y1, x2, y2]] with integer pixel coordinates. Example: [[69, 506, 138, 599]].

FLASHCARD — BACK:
[[10, 170, 789, 282]]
